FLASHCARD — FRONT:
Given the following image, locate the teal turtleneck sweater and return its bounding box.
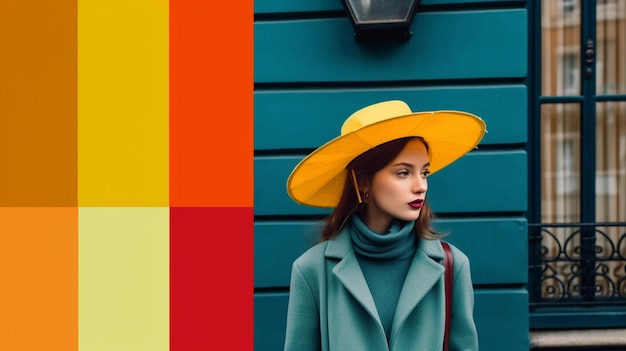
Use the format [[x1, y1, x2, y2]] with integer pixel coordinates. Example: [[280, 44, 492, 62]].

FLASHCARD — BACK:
[[349, 215, 417, 342]]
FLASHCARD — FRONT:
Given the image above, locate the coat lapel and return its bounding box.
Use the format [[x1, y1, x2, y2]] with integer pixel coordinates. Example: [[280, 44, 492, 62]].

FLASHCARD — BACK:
[[325, 230, 447, 345], [326, 230, 382, 326], [390, 238, 445, 340]]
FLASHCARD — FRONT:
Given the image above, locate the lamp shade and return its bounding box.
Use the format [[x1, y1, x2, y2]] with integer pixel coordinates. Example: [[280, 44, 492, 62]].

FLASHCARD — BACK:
[[342, 0, 420, 41]]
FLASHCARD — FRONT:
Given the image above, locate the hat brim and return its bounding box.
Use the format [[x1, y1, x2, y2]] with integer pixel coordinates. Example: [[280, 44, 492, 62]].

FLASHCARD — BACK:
[[287, 110, 486, 208]]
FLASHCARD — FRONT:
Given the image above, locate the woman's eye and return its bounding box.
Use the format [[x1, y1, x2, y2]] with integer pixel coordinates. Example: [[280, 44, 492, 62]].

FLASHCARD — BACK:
[[397, 170, 409, 177], [421, 170, 431, 177]]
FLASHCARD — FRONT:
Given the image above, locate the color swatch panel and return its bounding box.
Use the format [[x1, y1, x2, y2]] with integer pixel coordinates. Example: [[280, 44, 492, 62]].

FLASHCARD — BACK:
[[0, 0, 252, 349]]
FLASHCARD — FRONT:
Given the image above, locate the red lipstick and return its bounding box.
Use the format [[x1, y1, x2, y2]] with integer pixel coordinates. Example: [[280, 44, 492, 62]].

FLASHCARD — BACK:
[[408, 199, 423, 209]]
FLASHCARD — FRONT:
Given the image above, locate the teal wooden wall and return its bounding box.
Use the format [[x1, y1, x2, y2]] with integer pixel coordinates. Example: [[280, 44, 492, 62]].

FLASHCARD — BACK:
[[254, 0, 530, 350]]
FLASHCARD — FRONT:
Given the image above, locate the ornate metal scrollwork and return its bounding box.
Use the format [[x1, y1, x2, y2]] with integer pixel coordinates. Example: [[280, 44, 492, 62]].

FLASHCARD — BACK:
[[531, 223, 626, 305]]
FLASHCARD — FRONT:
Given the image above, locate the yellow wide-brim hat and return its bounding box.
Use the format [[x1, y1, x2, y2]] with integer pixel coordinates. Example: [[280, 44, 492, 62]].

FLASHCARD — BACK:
[[286, 100, 487, 208]]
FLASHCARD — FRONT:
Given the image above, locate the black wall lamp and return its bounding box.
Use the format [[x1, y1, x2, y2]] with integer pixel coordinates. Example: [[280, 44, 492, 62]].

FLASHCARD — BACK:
[[341, 0, 421, 42]]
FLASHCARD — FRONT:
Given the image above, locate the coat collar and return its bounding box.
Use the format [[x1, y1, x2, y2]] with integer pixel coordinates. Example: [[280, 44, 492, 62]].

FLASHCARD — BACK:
[[390, 239, 444, 343], [326, 229, 380, 323], [325, 228, 446, 344]]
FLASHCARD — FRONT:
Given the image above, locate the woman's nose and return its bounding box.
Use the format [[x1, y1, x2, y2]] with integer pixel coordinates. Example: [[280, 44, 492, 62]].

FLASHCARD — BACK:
[[413, 176, 427, 193]]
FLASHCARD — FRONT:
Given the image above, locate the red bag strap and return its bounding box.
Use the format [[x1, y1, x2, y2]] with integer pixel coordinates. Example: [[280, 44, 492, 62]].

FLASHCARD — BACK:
[[441, 241, 453, 351]]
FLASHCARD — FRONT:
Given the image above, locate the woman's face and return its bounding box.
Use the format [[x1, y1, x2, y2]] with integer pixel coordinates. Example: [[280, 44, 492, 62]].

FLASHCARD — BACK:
[[363, 139, 430, 233]]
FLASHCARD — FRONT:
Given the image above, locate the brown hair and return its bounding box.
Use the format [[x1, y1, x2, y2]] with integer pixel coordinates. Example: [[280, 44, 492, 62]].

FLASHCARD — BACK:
[[320, 137, 440, 241]]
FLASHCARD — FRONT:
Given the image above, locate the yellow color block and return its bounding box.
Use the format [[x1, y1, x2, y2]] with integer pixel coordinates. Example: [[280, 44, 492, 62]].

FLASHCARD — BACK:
[[78, 0, 169, 206], [78, 207, 169, 351]]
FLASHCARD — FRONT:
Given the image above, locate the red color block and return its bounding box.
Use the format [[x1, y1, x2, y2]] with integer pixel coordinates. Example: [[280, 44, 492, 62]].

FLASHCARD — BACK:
[[170, 207, 253, 350]]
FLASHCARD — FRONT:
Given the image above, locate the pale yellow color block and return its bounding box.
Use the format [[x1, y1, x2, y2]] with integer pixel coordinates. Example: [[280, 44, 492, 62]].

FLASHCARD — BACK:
[[78, 207, 169, 351], [78, 0, 169, 206]]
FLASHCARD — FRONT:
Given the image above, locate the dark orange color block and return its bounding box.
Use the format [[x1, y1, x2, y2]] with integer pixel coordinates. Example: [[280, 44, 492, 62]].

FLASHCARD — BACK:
[[0, 207, 78, 350], [0, 1, 77, 206], [170, 0, 253, 207], [170, 207, 253, 350]]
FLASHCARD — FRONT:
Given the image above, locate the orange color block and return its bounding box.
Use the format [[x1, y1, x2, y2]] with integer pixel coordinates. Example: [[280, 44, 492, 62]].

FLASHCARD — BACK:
[[0, 207, 77, 351], [0, 1, 77, 206], [170, 1, 253, 207]]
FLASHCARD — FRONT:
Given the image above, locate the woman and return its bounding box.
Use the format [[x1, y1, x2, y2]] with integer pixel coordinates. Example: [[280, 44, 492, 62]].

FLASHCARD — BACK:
[[284, 100, 485, 351]]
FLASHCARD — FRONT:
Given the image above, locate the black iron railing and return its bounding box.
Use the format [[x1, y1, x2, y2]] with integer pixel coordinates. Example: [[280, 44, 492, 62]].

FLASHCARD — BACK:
[[529, 222, 626, 307]]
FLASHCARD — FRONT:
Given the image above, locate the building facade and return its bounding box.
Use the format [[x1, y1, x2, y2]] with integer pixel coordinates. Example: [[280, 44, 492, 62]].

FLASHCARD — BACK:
[[254, 0, 626, 349]]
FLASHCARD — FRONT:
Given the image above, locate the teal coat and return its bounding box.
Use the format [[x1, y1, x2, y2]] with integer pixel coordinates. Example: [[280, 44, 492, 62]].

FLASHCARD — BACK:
[[284, 229, 478, 351]]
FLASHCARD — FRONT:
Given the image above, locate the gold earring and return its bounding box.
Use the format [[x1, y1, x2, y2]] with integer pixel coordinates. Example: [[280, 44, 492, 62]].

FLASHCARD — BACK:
[[351, 169, 363, 204]]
